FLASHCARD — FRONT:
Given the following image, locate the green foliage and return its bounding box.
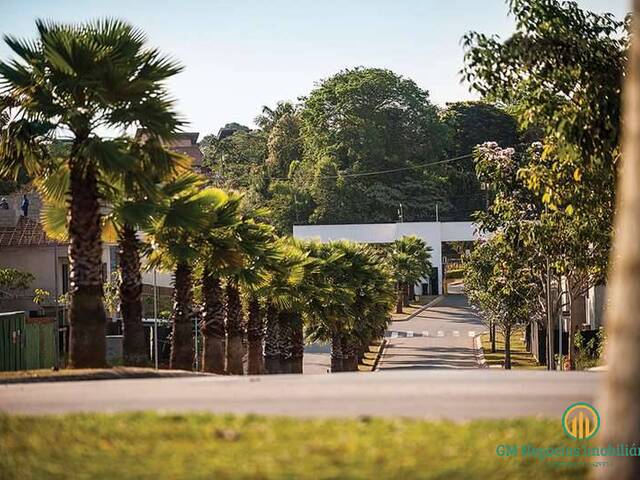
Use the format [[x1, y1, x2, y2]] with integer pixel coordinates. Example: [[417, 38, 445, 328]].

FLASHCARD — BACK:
[[32, 288, 51, 306], [304, 240, 395, 346], [574, 327, 606, 370], [463, 0, 624, 226], [441, 101, 521, 219], [387, 236, 433, 286], [0, 18, 184, 183], [464, 233, 539, 338], [299, 67, 450, 223], [103, 271, 122, 317], [0, 268, 35, 291]]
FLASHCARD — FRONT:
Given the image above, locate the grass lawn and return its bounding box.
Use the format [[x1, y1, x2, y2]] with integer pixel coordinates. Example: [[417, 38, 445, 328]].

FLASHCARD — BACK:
[[481, 330, 546, 369], [0, 412, 591, 479]]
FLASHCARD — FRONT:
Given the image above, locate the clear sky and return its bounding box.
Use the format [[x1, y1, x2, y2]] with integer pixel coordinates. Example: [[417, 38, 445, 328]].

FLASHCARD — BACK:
[[0, 0, 630, 138]]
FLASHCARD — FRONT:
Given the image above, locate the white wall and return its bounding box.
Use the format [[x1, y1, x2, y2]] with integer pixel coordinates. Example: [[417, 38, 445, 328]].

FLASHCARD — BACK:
[[293, 221, 480, 295]]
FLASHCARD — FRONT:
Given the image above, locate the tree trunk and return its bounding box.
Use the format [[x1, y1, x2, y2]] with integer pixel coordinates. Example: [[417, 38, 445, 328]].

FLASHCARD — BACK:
[[290, 312, 304, 374], [490, 321, 496, 353], [247, 297, 264, 375], [598, 6, 640, 478], [504, 325, 512, 370], [395, 283, 403, 314], [264, 304, 280, 374], [119, 224, 147, 366], [200, 268, 225, 374], [331, 333, 344, 372], [170, 262, 194, 370], [225, 278, 244, 375], [342, 334, 360, 372], [277, 311, 293, 374], [68, 161, 107, 368], [567, 278, 586, 370], [403, 282, 412, 306]]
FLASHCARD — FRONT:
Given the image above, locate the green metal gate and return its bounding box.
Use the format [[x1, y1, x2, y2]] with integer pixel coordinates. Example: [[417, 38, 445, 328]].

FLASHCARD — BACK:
[[1, 311, 57, 371], [0, 311, 26, 371]]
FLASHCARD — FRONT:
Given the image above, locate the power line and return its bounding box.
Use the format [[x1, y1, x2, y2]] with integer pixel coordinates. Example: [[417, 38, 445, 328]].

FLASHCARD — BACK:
[[267, 153, 474, 181]]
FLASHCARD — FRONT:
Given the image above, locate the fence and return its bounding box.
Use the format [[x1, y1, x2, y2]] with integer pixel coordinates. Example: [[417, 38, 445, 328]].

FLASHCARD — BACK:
[[0, 311, 57, 371]]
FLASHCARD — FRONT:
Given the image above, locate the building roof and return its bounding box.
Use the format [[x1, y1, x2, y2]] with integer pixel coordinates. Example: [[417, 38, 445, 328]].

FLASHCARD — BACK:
[[0, 216, 66, 248], [171, 144, 203, 166], [133, 129, 203, 166]]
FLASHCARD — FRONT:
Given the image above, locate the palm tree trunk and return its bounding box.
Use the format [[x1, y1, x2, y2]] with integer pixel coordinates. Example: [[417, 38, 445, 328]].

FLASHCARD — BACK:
[[68, 161, 107, 368], [200, 267, 225, 374], [247, 297, 264, 374], [598, 6, 640, 477], [331, 332, 344, 372], [225, 277, 244, 375], [290, 312, 304, 374], [119, 224, 146, 366], [170, 262, 194, 370], [395, 282, 403, 314], [342, 334, 360, 371], [264, 304, 280, 374], [403, 282, 412, 306], [277, 311, 293, 374]]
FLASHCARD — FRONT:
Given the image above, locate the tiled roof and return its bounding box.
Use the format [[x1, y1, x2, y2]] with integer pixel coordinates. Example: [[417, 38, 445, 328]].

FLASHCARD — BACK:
[[0, 216, 66, 247], [170, 145, 203, 165]]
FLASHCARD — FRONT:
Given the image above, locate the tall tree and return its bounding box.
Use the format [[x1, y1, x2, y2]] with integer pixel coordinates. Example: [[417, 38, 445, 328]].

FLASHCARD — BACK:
[[464, 0, 625, 368], [0, 19, 183, 367], [300, 67, 450, 224], [598, 1, 640, 477], [441, 101, 520, 219]]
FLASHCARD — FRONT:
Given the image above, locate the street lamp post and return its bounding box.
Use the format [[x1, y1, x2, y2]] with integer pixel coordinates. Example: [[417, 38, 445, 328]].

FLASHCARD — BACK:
[[153, 269, 159, 370]]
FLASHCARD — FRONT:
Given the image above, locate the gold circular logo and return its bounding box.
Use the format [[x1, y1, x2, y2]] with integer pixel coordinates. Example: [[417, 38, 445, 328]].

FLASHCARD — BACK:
[[562, 402, 600, 440]]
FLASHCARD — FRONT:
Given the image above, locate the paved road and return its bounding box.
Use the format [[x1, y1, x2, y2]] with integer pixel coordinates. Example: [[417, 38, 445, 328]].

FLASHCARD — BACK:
[[0, 370, 600, 419], [378, 295, 485, 370]]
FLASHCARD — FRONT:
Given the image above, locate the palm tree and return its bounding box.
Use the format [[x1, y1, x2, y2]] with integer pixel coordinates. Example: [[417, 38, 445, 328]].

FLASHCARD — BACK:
[[388, 236, 433, 313], [221, 230, 290, 375], [261, 240, 309, 374], [254, 101, 296, 132], [0, 19, 183, 368], [193, 194, 242, 374], [39, 141, 188, 366], [147, 175, 223, 370], [305, 241, 395, 372]]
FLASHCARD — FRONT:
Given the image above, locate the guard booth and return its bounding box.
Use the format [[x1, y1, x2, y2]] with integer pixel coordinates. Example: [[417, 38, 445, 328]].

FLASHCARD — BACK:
[[0, 311, 58, 371]]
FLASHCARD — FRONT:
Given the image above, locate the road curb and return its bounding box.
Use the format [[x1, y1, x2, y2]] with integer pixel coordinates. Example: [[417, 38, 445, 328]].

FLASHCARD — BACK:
[[370, 339, 387, 372], [393, 295, 445, 323], [474, 334, 489, 369]]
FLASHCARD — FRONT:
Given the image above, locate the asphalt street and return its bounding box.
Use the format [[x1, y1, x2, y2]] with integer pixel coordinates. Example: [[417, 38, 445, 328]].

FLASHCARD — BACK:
[[0, 370, 600, 419], [379, 294, 484, 370]]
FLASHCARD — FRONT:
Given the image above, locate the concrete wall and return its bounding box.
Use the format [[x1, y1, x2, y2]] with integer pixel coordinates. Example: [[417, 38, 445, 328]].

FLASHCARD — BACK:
[[586, 285, 606, 329], [293, 221, 480, 295]]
